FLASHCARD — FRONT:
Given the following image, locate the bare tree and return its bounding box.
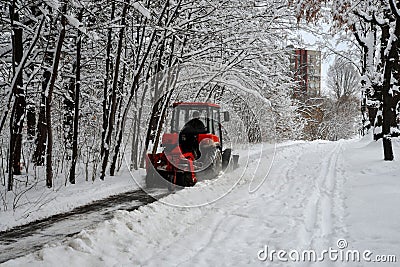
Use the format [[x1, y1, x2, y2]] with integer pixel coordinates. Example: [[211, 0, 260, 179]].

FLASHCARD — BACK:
[[69, 8, 84, 185], [45, 2, 67, 188], [327, 56, 360, 101], [8, 0, 24, 190], [100, 0, 129, 180]]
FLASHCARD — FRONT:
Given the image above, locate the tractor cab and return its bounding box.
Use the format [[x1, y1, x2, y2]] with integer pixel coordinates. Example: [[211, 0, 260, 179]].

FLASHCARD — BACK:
[[146, 102, 234, 188], [171, 102, 224, 158]]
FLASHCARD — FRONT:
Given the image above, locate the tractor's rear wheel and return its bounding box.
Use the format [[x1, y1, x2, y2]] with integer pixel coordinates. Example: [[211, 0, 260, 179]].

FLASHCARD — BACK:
[[212, 150, 222, 176], [183, 172, 195, 187], [198, 148, 222, 180]]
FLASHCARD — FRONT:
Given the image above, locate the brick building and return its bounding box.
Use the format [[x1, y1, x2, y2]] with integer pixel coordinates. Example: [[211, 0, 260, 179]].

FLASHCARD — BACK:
[[291, 48, 322, 98]]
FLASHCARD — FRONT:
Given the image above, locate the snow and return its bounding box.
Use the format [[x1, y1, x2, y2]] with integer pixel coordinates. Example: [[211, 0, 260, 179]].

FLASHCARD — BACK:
[[342, 139, 400, 263], [2, 136, 400, 266], [0, 169, 142, 232], [43, 0, 60, 10], [65, 15, 86, 34], [132, 2, 151, 20]]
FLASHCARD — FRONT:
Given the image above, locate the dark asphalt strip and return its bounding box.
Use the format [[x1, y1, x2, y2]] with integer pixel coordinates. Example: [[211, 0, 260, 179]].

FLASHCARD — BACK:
[[0, 189, 169, 264]]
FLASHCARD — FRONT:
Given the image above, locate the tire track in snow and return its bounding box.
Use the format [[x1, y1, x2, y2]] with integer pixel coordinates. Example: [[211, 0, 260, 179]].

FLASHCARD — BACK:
[[144, 143, 311, 266], [181, 142, 346, 266], [296, 141, 344, 266], [141, 142, 346, 267], [176, 143, 313, 266]]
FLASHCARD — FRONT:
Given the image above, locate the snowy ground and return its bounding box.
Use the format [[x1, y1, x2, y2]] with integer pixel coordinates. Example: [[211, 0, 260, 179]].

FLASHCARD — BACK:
[[0, 167, 144, 232], [2, 135, 400, 266]]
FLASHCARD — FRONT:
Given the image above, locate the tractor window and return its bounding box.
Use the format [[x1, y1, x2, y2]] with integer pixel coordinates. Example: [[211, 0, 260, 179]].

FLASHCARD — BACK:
[[188, 109, 207, 129], [212, 108, 220, 136], [171, 106, 220, 133], [172, 107, 209, 132], [173, 108, 187, 133]]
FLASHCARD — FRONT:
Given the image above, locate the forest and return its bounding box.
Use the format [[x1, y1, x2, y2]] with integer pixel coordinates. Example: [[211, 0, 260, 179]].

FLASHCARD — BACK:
[[2, 0, 396, 211]]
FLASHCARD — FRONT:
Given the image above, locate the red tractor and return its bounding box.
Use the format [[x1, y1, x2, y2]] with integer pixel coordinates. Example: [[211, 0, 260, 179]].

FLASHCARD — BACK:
[[146, 102, 235, 188]]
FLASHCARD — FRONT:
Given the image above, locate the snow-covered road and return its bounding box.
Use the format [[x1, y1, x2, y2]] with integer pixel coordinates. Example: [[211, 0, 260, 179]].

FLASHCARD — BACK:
[[0, 189, 168, 264], [2, 137, 400, 266], [144, 141, 348, 266]]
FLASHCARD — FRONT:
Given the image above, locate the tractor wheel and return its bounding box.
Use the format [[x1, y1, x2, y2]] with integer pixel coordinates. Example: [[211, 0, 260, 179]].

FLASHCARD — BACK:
[[208, 149, 222, 178], [196, 148, 222, 180], [183, 172, 196, 187]]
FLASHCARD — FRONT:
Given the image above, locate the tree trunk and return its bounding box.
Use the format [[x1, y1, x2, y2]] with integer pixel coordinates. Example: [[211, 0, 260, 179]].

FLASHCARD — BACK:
[[69, 9, 83, 184], [382, 99, 394, 161], [101, 0, 115, 159], [33, 70, 50, 165], [0, 7, 43, 138], [45, 3, 67, 187], [131, 83, 147, 170], [382, 89, 395, 160], [26, 103, 36, 140], [131, 117, 138, 170], [63, 64, 75, 153], [100, 1, 129, 180], [8, 0, 25, 190], [380, 18, 400, 160], [34, 17, 54, 166], [109, 51, 127, 176]]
